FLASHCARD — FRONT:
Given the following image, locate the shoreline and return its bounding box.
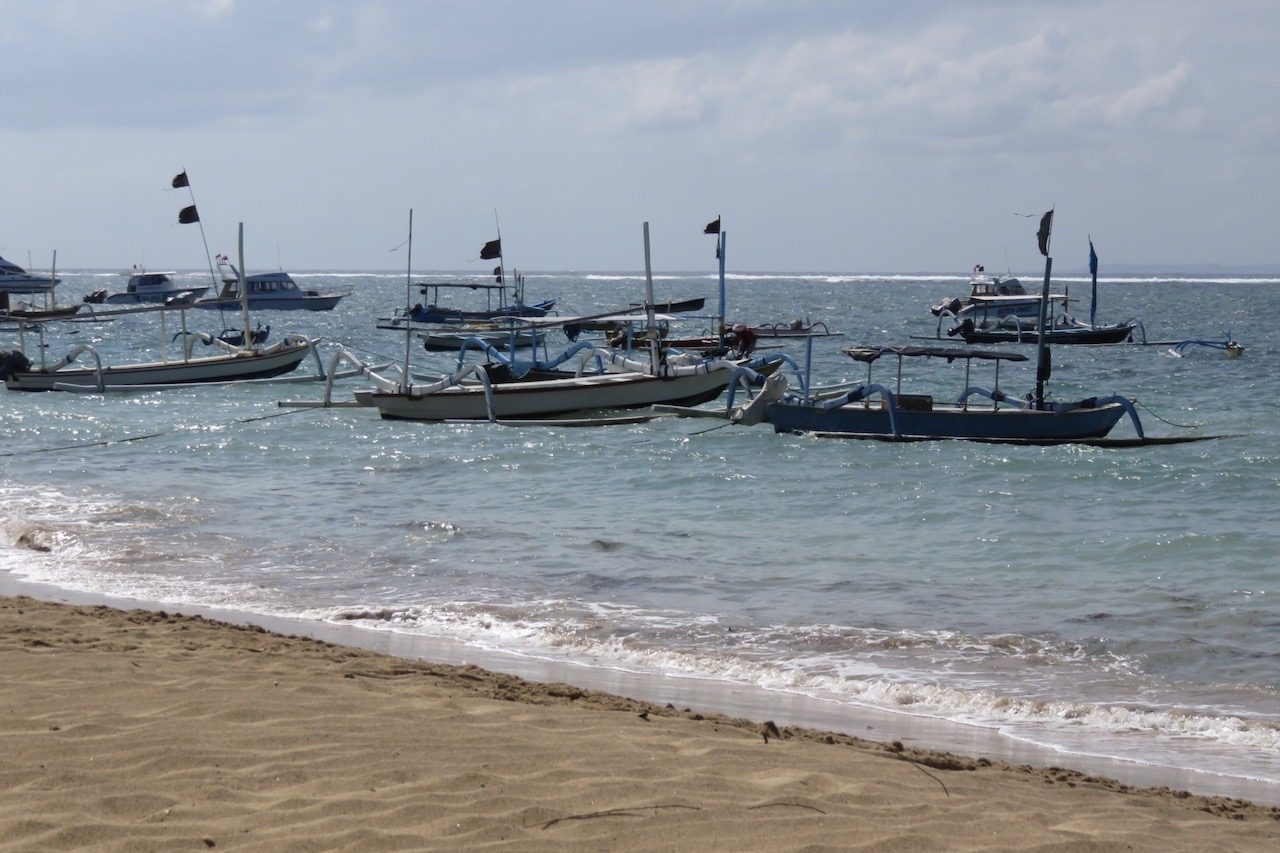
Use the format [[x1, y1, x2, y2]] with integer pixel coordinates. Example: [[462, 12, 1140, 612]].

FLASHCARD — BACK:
[[5, 571, 1279, 809], [3, 593, 1278, 850]]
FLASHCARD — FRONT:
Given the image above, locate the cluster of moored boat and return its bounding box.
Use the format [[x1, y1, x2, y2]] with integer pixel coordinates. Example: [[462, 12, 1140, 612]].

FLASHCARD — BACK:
[[0, 211, 1235, 446]]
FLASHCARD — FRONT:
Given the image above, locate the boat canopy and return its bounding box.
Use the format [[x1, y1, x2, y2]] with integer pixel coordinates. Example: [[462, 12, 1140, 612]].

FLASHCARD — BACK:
[[843, 345, 1029, 363]]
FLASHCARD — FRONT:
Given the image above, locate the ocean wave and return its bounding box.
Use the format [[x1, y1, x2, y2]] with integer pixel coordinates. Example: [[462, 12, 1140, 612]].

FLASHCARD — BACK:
[[310, 600, 1280, 761]]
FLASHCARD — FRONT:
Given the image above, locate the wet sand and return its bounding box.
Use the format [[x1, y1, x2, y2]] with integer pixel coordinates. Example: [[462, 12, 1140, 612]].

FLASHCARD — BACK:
[[2, 595, 1277, 851]]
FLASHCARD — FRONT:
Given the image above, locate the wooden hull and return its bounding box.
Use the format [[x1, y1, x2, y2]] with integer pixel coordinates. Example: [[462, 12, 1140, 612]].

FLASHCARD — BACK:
[[1, 305, 82, 321], [363, 368, 733, 421], [767, 399, 1128, 442], [194, 295, 345, 311], [409, 299, 556, 323], [957, 323, 1136, 345], [5, 342, 311, 391], [418, 329, 544, 351]]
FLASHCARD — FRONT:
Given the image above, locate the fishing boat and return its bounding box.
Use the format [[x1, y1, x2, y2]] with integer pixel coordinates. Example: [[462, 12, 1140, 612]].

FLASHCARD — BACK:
[[765, 344, 1140, 442], [0, 255, 59, 294], [193, 257, 347, 311], [2, 224, 313, 392], [416, 321, 544, 352], [750, 319, 840, 338], [0, 302, 83, 322], [390, 280, 555, 324], [356, 356, 742, 421], [2, 335, 313, 392], [346, 221, 759, 422], [93, 269, 210, 304], [946, 314, 1140, 345], [768, 213, 1153, 444]]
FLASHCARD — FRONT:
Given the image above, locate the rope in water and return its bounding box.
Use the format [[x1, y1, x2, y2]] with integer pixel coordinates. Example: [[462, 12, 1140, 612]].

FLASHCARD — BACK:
[[1134, 399, 1202, 429], [0, 406, 319, 457]]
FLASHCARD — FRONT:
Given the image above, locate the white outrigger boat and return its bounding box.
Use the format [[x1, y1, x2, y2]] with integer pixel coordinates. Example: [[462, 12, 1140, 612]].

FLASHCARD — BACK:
[[2, 225, 317, 392], [282, 219, 774, 422]]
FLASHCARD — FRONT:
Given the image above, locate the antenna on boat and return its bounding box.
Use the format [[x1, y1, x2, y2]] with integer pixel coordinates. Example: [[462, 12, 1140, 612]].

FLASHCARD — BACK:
[[642, 221, 659, 374], [1033, 206, 1055, 408], [403, 208, 414, 392]]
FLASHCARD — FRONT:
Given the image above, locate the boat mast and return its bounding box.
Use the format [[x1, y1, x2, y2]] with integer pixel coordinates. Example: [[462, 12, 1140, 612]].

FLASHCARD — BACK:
[[174, 169, 220, 293], [237, 223, 252, 350], [642, 221, 659, 373], [493, 211, 508, 310], [403, 209, 414, 391], [1034, 208, 1054, 408]]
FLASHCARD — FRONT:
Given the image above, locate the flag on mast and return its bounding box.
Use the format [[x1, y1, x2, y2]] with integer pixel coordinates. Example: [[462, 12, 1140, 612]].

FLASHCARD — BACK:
[[703, 217, 721, 234], [178, 205, 200, 224], [1036, 210, 1054, 256], [172, 171, 190, 189], [480, 239, 502, 260]]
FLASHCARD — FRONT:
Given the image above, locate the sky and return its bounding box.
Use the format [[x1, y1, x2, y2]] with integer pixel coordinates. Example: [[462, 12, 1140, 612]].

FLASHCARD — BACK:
[[3, 0, 1278, 273]]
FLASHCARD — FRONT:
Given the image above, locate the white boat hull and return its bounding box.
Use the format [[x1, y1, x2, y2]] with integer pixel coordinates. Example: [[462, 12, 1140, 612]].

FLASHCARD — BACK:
[[361, 368, 734, 421], [5, 341, 311, 391]]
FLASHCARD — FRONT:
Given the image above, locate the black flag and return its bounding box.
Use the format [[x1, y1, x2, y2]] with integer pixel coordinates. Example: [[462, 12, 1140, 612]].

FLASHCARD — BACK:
[[178, 204, 200, 224], [1036, 210, 1054, 256], [172, 171, 190, 189], [703, 217, 721, 234], [480, 239, 501, 260]]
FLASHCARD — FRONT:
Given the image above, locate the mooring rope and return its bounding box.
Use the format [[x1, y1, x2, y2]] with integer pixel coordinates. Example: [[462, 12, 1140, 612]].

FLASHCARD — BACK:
[[1134, 399, 1202, 429], [0, 406, 320, 457]]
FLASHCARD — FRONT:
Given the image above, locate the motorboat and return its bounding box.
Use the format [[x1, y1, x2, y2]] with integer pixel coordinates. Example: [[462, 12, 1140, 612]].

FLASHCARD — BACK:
[[93, 270, 209, 305], [931, 267, 1065, 323], [0, 255, 59, 294], [194, 258, 348, 311]]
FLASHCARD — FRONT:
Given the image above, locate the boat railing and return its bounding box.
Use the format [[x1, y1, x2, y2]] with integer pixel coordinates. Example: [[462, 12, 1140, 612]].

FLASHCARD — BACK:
[[956, 386, 1027, 411], [36, 344, 106, 390]]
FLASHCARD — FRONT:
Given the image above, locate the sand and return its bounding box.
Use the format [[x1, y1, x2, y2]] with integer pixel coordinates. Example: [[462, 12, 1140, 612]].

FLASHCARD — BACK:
[[1, 595, 1276, 851]]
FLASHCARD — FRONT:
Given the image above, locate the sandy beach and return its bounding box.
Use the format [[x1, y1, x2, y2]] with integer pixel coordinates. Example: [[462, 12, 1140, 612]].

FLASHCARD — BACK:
[[1, 595, 1276, 852]]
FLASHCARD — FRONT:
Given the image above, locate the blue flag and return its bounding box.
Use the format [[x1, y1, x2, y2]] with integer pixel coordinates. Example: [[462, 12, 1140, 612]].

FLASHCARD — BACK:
[[1088, 240, 1098, 276]]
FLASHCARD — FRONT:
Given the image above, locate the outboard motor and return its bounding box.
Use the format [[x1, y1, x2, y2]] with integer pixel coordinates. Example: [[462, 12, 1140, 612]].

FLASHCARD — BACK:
[[930, 297, 964, 317], [0, 350, 32, 381]]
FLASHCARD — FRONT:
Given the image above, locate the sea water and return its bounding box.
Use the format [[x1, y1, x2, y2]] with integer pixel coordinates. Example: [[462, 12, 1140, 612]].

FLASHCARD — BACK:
[[2, 269, 1277, 802]]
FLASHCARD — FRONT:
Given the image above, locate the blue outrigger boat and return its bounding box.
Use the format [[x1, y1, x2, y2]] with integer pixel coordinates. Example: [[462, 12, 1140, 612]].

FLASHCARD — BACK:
[[766, 344, 1141, 443], [766, 211, 1165, 445]]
